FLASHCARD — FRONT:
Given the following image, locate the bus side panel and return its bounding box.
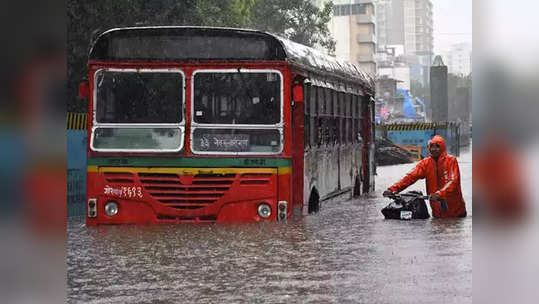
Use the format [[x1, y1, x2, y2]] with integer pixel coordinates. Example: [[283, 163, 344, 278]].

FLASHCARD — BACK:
[[303, 150, 316, 215], [369, 100, 376, 192], [278, 170, 292, 217], [339, 144, 354, 192], [324, 147, 340, 197], [304, 146, 339, 201], [355, 144, 363, 194], [359, 97, 376, 193], [361, 96, 372, 193], [291, 100, 304, 211]]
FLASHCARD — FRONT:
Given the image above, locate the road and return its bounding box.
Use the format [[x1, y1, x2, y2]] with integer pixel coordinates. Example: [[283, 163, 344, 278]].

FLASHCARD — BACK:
[[68, 145, 472, 303]]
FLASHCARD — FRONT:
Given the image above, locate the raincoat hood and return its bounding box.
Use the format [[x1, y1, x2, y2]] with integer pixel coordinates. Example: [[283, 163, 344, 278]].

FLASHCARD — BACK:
[[428, 135, 447, 155]]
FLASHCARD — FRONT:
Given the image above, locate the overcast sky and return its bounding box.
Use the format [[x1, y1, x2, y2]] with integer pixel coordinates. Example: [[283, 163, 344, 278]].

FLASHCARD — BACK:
[[432, 0, 472, 54]]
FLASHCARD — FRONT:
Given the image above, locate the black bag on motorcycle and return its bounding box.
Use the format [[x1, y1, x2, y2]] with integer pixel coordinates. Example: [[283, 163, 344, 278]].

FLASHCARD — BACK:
[[381, 191, 430, 220]]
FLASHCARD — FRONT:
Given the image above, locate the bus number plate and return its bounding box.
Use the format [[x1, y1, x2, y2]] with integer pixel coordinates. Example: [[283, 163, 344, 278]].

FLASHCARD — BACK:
[[104, 185, 143, 199]]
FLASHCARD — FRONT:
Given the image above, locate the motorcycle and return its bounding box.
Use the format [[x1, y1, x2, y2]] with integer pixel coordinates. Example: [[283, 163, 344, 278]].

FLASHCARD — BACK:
[[381, 190, 433, 220]]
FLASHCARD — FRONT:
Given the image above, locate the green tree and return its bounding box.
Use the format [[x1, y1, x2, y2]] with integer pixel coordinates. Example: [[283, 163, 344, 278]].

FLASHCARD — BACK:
[[68, 0, 255, 112], [67, 0, 335, 112], [250, 0, 335, 53]]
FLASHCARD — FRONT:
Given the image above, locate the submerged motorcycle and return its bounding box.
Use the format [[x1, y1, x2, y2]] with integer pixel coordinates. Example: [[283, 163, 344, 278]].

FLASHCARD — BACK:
[[381, 191, 431, 220]]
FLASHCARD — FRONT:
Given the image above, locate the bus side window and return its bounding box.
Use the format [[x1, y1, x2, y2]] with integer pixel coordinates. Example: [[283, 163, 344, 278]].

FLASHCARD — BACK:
[[346, 93, 351, 143], [337, 92, 344, 144], [327, 88, 334, 146], [316, 86, 323, 147], [318, 86, 323, 113], [317, 87, 324, 146], [332, 90, 338, 145], [346, 92, 350, 144], [340, 91, 346, 144], [304, 84, 311, 149], [349, 94, 356, 144], [324, 88, 331, 146], [312, 86, 318, 148], [355, 95, 361, 143]]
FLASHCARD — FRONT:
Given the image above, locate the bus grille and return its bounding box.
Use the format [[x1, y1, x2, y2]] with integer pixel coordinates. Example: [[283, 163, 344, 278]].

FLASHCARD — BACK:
[[103, 172, 135, 183], [239, 173, 272, 184], [138, 172, 235, 210]]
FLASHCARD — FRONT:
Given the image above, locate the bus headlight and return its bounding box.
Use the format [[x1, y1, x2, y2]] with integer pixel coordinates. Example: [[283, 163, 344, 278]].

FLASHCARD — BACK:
[[257, 203, 271, 218], [104, 201, 119, 216]]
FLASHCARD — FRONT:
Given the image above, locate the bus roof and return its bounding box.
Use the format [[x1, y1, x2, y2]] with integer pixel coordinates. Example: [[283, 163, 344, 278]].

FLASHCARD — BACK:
[[89, 26, 374, 93]]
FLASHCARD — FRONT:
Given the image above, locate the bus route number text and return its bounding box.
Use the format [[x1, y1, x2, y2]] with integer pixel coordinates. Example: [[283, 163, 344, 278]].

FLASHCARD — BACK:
[[104, 185, 143, 199]]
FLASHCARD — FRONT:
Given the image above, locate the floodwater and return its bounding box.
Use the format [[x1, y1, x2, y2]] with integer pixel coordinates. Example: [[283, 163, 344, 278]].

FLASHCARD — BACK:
[[68, 146, 472, 304]]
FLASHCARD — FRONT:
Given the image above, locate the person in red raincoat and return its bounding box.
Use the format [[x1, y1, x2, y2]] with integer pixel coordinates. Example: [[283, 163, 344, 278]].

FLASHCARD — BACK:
[[383, 135, 467, 218]]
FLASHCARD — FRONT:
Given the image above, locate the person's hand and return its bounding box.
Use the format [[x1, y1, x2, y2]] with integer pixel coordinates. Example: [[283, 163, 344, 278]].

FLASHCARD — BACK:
[[440, 200, 448, 212], [429, 193, 441, 201], [429, 194, 448, 211], [383, 190, 394, 197]]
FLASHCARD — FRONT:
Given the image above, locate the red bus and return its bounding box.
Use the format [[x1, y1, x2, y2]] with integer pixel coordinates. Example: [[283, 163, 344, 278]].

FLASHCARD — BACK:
[[81, 27, 375, 225]]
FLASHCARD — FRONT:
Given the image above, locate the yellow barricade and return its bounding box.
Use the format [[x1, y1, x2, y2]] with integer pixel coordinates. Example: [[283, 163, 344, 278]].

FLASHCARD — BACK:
[[67, 112, 88, 130], [397, 144, 422, 161]]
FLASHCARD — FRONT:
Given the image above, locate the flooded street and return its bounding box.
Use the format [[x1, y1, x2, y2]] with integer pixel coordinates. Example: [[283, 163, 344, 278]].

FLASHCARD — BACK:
[[68, 146, 471, 304]]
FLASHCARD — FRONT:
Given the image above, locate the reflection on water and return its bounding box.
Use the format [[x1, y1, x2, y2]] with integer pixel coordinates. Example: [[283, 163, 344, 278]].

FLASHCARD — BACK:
[[68, 149, 472, 303]]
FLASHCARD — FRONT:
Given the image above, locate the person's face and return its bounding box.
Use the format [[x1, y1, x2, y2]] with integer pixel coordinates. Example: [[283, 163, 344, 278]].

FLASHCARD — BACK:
[[429, 143, 441, 158]]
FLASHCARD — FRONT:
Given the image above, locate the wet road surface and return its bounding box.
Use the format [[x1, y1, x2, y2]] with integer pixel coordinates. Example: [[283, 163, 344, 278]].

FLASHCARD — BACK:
[[68, 146, 471, 303]]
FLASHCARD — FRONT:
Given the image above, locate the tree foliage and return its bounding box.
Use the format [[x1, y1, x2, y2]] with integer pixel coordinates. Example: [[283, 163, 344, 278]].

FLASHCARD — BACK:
[[249, 0, 335, 53], [67, 0, 335, 112]]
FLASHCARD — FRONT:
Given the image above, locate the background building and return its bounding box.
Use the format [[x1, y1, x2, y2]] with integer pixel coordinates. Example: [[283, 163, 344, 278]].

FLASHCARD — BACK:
[[441, 42, 472, 76], [376, 44, 410, 90], [375, 0, 433, 85], [328, 0, 377, 75]]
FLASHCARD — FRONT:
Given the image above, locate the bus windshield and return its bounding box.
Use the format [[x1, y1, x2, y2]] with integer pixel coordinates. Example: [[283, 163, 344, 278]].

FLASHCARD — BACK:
[[92, 69, 184, 152], [95, 70, 183, 123], [193, 71, 281, 125]]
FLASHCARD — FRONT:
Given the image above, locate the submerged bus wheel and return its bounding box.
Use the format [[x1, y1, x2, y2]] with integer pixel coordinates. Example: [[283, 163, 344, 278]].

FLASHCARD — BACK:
[[308, 189, 320, 214], [353, 176, 361, 197]]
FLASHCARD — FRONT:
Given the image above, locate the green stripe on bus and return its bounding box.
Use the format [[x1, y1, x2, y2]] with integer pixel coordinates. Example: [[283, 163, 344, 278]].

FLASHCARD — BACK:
[[88, 157, 292, 167]]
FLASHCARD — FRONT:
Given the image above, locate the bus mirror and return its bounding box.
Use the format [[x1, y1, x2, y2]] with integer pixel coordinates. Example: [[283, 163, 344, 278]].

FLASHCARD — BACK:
[[78, 81, 89, 99], [292, 84, 303, 103]]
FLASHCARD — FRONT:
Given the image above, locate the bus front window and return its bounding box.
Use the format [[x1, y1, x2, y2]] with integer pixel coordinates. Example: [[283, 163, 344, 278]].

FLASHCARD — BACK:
[[193, 72, 281, 125], [191, 70, 283, 154], [91, 69, 184, 152]]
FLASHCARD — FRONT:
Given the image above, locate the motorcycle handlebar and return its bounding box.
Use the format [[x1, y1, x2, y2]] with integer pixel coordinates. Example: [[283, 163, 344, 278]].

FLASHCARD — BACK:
[[396, 193, 429, 200], [383, 192, 428, 200], [384, 193, 448, 211]]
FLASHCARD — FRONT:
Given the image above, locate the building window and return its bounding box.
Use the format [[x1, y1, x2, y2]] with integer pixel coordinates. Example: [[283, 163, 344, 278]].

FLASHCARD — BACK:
[[334, 3, 367, 16], [352, 4, 367, 15]]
